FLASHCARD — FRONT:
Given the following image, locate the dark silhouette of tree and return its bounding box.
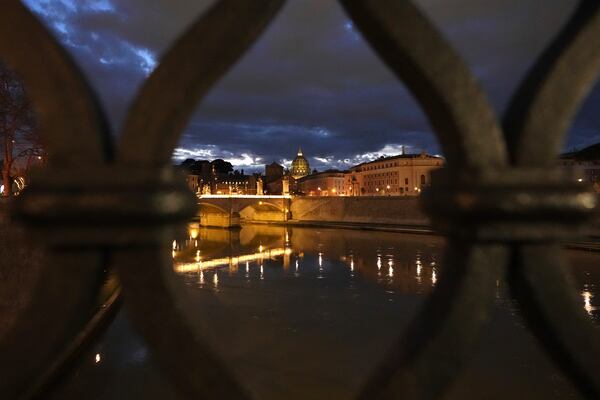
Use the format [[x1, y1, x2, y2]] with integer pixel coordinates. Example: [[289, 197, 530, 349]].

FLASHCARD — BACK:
[[179, 158, 196, 170], [0, 63, 41, 197], [211, 159, 233, 175]]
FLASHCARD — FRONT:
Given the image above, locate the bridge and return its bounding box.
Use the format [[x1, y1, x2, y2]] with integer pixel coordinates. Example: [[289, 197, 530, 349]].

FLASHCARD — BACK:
[[196, 194, 292, 228]]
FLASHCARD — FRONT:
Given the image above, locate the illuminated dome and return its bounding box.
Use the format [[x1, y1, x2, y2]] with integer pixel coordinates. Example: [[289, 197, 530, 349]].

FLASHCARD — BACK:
[[291, 146, 310, 179]]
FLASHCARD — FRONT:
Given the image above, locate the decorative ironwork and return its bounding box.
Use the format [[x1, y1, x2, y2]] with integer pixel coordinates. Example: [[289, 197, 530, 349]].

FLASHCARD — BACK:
[[0, 0, 599, 398]]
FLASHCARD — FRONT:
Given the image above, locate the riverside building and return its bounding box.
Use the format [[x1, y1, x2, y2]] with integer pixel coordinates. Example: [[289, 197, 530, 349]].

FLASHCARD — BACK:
[[345, 152, 443, 196], [559, 143, 600, 191], [297, 170, 346, 196]]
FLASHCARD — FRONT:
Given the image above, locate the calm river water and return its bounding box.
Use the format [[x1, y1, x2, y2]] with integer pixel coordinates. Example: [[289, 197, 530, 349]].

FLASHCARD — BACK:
[[54, 225, 599, 399]]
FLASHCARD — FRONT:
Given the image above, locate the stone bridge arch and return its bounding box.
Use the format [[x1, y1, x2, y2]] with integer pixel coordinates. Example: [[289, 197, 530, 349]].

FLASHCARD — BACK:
[[197, 195, 291, 227], [239, 201, 285, 222]]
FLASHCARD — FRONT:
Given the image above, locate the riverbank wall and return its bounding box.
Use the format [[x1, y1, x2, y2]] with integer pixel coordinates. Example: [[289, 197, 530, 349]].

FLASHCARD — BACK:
[[289, 196, 429, 227], [285, 196, 600, 252]]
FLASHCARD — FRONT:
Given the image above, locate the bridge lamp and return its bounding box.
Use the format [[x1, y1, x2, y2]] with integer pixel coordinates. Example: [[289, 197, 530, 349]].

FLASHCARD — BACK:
[[375, 188, 379, 192], [386, 185, 390, 190], [259, 201, 263, 205]]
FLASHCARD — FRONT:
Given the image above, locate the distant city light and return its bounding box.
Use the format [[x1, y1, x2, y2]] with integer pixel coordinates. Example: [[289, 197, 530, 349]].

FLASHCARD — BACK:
[[199, 194, 291, 199]]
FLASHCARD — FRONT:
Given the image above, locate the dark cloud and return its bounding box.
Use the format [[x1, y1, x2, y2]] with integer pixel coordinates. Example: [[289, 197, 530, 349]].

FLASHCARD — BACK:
[[21, 0, 600, 171]]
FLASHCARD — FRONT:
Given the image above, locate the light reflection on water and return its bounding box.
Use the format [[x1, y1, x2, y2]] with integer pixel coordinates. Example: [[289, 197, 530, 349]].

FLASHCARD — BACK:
[[56, 224, 600, 400], [169, 225, 599, 399], [172, 225, 444, 296], [172, 225, 599, 321]]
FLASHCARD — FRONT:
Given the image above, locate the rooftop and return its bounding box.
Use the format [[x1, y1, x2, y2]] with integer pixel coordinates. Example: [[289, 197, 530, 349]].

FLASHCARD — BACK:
[[351, 153, 444, 169], [561, 143, 600, 161]]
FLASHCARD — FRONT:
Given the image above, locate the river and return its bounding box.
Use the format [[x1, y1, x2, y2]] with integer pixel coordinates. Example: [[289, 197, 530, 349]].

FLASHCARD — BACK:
[[53, 224, 599, 399]]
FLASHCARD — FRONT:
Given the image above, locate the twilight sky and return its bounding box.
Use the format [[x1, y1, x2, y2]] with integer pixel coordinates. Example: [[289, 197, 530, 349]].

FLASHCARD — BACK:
[[21, 0, 600, 172]]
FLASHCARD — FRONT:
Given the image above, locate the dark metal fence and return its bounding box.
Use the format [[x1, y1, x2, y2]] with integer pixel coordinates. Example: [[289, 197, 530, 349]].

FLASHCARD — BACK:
[[1, 0, 599, 398]]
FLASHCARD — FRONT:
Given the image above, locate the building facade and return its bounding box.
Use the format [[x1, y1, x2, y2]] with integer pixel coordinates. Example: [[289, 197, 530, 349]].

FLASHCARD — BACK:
[[297, 170, 346, 196], [560, 143, 600, 191], [345, 152, 443, 196], [265, 162, 284, 184]]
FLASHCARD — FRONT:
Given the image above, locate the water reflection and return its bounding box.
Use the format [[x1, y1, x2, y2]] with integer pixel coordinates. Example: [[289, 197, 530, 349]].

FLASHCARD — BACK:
[[172, 224, 450, 294], [583, 290, 595, 315], [171, 224, 600, 321], [53, 224, 600, 400]]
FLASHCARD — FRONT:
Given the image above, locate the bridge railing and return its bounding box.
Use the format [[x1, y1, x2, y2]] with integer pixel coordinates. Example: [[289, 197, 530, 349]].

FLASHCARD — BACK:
[[1, 0, 600, 399]]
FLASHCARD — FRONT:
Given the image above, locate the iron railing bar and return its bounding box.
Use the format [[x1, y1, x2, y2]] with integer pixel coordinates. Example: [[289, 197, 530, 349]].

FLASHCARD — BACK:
[[0, 1, 113, 164], [115, 245, 252, 399], [0, 251, 107, 399], [503, 0, 600, 166], [509, 243, 600, 399], [118, 0, 285, 165], [23, 286, 122, 400], [339, 0, 508, 170], [358, 241, 507, 399]]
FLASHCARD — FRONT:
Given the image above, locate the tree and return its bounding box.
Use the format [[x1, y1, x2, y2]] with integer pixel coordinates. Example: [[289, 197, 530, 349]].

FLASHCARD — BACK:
[[179, 158, 196, 170], [211, 159, 233, 175], [0, 63, 41, 197]]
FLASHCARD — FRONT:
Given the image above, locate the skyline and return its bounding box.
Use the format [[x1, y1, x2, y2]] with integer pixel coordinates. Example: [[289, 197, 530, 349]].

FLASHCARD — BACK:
[[22, 0, 600, 172]]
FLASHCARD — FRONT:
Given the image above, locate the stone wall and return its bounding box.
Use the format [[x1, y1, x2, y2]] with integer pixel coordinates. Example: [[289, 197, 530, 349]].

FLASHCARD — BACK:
[[289, 196, 429, 226]]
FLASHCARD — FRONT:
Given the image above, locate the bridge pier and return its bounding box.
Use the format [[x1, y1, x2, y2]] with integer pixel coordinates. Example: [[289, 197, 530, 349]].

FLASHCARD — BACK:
[[198, 197, 241, 228], [198, 211, 240, 229]]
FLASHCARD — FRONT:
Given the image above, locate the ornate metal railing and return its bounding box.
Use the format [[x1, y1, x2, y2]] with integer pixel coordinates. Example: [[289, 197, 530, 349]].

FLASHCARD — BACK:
[[1, 0, 599, 398]]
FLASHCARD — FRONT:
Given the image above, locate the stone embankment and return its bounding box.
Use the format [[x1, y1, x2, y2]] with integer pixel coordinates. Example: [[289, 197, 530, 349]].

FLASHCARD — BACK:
[[289, 196, 429, 227]]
